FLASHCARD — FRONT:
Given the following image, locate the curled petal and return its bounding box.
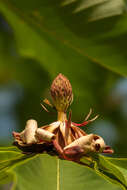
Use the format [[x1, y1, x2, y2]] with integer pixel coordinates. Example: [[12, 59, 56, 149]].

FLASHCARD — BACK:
[[93, 135, 106, 152], [64, 146, 84, 160], [64, 134, 95, 154], [22, 119, 38, 144], [42, 121, 60, 133], [71, 126, 87, 138], [64, 134, 113, 155], [20, 130, 26, 143], [102, 146, 114, 154], [53, 139, 64, 159], [12, 131, 21, 140], [35, 128, 55, 142]]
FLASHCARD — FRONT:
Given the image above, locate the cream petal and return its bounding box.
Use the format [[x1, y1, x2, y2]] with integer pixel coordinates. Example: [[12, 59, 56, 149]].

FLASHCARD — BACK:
[[43, 121, 60, 133], [20, 130, 25, 143], [64, 134, 94, 151], [35, 128, 55, 142], [59, 121, 72, 146], [23, 119, 38, 144], [64, 134, 107, 154]]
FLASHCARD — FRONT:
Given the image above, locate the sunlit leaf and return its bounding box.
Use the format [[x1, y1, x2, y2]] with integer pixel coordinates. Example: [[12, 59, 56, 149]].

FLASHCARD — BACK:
[[62, 0, 125, 21], [0, 150, 124, 190], [97, 156, 127, 187]]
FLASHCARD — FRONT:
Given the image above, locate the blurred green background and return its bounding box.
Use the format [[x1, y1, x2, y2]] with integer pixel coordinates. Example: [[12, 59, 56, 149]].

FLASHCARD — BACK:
[[0, 0, 127, 157]]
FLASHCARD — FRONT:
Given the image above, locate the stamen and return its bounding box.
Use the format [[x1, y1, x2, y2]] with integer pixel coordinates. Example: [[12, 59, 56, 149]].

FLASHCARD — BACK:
[[41, 103, 49, 113], [89, 115, 99, 122], [43, 98, 53, 107], [85, 108, 92, 121], [72, 114, 99, 127], [67, 110, 72, 128]]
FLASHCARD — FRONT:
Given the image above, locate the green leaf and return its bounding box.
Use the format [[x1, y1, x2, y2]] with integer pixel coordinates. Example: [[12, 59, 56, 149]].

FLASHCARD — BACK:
[[107, 158, 127, 186], [81, 155, 126, 189], [104, 157, 127, 186], [0, 147, 21, 167], [62, 0, 125, 21], [0, 146, 21, 152], [0, 151, 21, 162], [0, 150, 124, 190], [0, 150, 34, 185], [0, 0, 127, 79], [93, 155, 127, 188]]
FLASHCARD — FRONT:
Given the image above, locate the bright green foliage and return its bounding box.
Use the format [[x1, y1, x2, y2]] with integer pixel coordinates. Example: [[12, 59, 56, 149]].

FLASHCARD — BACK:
[[0, 148, 127, 190]]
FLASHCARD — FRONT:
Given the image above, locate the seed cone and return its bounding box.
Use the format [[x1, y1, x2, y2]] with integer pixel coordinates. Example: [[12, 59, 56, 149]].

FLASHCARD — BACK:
[[50, 73, 73, 112]]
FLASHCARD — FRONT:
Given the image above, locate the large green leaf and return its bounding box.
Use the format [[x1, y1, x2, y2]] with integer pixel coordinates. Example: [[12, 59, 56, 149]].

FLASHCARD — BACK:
[[97, 156, 127, 187], [0, 0, 127, 78], [62, 0, 125, 21], [0, 147, 125, 190]]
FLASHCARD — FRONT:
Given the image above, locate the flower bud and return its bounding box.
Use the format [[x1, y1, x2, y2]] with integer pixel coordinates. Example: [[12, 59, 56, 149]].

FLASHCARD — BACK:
[[50, 73, 73, 112]]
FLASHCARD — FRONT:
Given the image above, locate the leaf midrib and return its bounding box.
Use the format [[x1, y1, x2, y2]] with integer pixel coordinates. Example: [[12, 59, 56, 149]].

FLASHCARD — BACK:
[[57, 159, 60, 190]]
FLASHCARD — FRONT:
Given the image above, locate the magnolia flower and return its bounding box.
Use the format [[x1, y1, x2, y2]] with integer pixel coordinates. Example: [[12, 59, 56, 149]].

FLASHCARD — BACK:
[[13, 73, 113, 162]]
